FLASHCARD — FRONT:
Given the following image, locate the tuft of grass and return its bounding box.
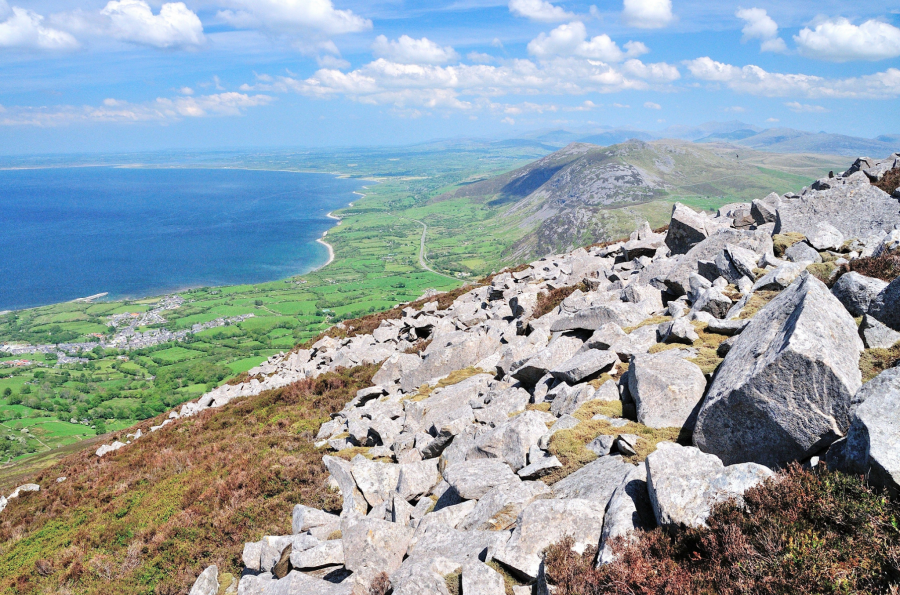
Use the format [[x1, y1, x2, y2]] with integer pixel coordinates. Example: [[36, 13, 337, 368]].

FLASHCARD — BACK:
[[806, 262, 838, 284], [444, 571, 462, 595], [860, 345, 900, 382], [623, 316, 671, 334], [526, 402, 552, 413], [772, 232, 806, 257], [737, 290, 781, 319], [487, 560, 522, 595], [544, 464, 900, 595], [873, 167, 900, 195], [646, 323, 727, 374]]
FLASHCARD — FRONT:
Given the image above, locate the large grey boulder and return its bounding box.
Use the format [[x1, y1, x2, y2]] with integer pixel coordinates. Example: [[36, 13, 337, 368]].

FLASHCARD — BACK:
[[629, 352, 707, 431], [646, 442, 774, 530], [784, 241, 822, 264], [597, 465, 656, 565], [694, 273, 864, 467], [396, 459, 442, 502], [512, 334, 584, 387], [290, 540, 344, 569], [238, 570, 354, 595], [551, 455, 634, 504], [832, 272, 888, 317], [292, 505, 340, 537], [458, 479, 552, 531], [774, 178, 900, 240], [828, 368, 900, 496], [473, 411, 549, 471], [462, 561, 507, 595], [189, 565, 219, 595], [860, 314, 900, 349], [493, 498, 607, 580], [665, 203, 728, 255], [401, 332, 501, 392], [870, 277, 900, 331], [550, 302, 649, 333], [808, 222, 845, 251], [443, 459, 518, 500], [550, 350, 618, 384], [342, 516, 414, 576], [549, 383, 596, 417], [374, 353, 423, 387], [351, 455, 401, 508], [389, 557, 461, 595]]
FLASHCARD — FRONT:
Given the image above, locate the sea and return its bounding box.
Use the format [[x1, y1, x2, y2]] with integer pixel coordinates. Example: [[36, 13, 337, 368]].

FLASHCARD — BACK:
[[0, 167, 367, 311]]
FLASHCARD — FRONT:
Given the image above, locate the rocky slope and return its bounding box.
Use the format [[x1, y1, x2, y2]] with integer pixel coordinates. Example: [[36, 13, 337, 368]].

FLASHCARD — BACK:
[[435, 140, 841, 261], [108, 151, 900, 595]]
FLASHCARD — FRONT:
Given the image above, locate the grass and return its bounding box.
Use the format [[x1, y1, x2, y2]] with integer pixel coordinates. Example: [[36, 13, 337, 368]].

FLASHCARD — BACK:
[[0, 364, 376, 595], [833, 248, 900, 286], [874, 167, 900, 195], [407, 367, 489, 402], [646, 322, 728, 375], [532, 284, 587, 320], [543, 464, 900, 595], [737, 290, 782, 319], [860, 345, 900, 382], [772, 232, 806, 257]]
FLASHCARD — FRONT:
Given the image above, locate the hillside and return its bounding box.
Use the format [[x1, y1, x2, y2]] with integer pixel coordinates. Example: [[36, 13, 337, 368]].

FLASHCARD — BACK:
[[437, 139, 845, 260], [1, 153, 900, 594], [699, 127, 900, 157]]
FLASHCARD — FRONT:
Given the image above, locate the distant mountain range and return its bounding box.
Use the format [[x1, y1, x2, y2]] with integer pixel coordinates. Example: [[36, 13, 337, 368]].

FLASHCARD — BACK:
[[521, 121, 898, 158]]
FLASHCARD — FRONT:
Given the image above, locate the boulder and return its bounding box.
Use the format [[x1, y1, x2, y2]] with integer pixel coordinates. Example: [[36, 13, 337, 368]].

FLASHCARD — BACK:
[[292, 505, 339, 536], [473, 411, 550, 471], [396, 459, 442, 502], [784, 241, 822, 264], [189, 565, 219, 595], [351, 455, 401, 508], [401, 332, 501, 392], [646, 442, 774, 530], [665, 203, 727, 256], [511, 334, 584, 387], [550, 350, 618, 384], [587, 435, 616, 456], [551, 455, 634, 504], [549, 383, 597, 417], [493, 498, 607, 580], [597, 465, 656, 565], [659, 317, 699, 344], [860, 314, 900, 349], [870, 277, 900, 331], [290, 540, 344, 569], [374, 353, 423, 387], [462, 561, 507, 595], [664, 229, 773, 296], [751, 193, 780, 225], [694, 273, 863, 467], [629, 352, 707, 431], [458, 479, 552, 531], [832, 272, 888, 317], [828, 368, 900, 496], [550, 303, 648, 333], [808, 222, 845, 251], [443, 459, 518, 500], [323, 455, 368, 516], [341, 516, 414, 576], [237, 570, 353, 595]]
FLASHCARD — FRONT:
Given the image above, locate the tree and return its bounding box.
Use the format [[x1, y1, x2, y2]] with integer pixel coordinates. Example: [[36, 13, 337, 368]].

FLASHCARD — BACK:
[[2, 388, 10, 398]]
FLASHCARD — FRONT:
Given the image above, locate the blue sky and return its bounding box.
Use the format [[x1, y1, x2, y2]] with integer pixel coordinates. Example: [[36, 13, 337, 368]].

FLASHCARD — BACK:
[[0, 0, 898, 153]]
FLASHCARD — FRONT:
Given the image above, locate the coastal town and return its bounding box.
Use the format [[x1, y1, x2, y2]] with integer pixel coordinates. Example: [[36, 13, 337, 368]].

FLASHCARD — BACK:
[[0, 294, 255, 367]]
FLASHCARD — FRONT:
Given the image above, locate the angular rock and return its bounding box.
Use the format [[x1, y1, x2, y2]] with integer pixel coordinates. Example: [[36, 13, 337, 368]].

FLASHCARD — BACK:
[[597, 465, 656, 565], [870, 277, 900, 331], [808, 222, 845, 251], [462, 561, 507, 595], [752, 261, 807, 291], [396, 459, 442, 502], [443, 459, 518, 500], [646, 442, 774, 530], [551, 455, 634, 504], [323, 455, 368, 516], [832, 272, 888, 317], [511, 334, 584, 387], [189, 565, 219, 595], [517, 450, 563, 480], [350, 455, 401, 508], [659, 317, 699, 344], [705, 318, 748, 336], [474, 412, 550, 471], [751, 193, 780, 225], [549, 383, 597, 417], [828, 368, 900, 496], [401, 332, 501, 392], [587, 435, 615, 456], [292, 505, 340, 536], [860, 314, 900, 349], [290, 540, 344, 570], [493, 498, 607, 580], [405, 522, 510, 566], [458, 479, 551, 531], [373, 353, 423, 387], [784, 241, 822, 264], [629, 352, 707, 431], [665, 229, 773, 296], [695, 273, 864, 467], [665, 203, 723, 256], [342, 516, 414, 576], [550, 350, 618, 384], [238, 570, 353, 595], [550, 302, 648, 333]]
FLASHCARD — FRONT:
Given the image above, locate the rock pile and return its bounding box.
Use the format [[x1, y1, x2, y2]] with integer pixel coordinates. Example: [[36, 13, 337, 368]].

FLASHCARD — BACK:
[[125, 154, 898, 595]]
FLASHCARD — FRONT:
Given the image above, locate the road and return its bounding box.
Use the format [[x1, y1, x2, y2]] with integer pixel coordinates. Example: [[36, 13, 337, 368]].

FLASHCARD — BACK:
[[408, 219, 457, 280]]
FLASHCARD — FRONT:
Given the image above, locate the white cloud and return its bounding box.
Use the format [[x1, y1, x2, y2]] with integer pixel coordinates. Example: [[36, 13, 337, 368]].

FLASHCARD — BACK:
[[644, 100, 661, 109], [502, 116, 515, 124], [723, 105, 746, 112], [372, 35, 458, 65], [217, 0, 371, 36], [179, 86, 194, 95], [527, 21, 649, 62], [100, 0, 203, 48], [735, 7, 786, 53], [795, 18, 900, 62], [317, 54, 350, 69], [622, 58, 679, 81], [686, 56, 900, 99], [0, 92, 273, 126], [467, 51, 494, 63], [509, 0, 574, 23], [766, 117, 779, 122], [785, 101, 828, 113], [0, 6, 79, 50], [622, 0, 673, 29]]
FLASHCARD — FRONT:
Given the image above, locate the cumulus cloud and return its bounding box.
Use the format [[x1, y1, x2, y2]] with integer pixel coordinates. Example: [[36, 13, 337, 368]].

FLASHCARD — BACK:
[[0, 5, 79, 50], [0, 92, 273, 126], [686, 56, 900, 99], [217, 0, 371, 35], [785, 101, 828, 113], [795, 17, 900, 62], [735, 7, 786, 53], [372, 35, 458, 65], [644, 100, 661, 109], [509, 0, 575, 23], [622, 0, 673, 29], [527, 21, 649, 62], [101, 0, 204, 48]]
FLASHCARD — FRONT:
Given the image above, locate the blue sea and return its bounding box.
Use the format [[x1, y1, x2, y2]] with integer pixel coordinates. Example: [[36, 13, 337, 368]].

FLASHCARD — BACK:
[[0, 167, 366, 311]]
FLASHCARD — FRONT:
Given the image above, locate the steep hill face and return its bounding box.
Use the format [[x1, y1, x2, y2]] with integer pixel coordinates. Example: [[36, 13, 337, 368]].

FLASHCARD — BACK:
[[437, 140, 843, 261]]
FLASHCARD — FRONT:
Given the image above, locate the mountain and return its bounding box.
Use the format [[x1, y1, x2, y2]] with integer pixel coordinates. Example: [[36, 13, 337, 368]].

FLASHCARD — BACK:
[[661, 120, 763, 141], [700, 127, 899, 157], [436, 139, 844, 260], [576, 129, 654, 146]]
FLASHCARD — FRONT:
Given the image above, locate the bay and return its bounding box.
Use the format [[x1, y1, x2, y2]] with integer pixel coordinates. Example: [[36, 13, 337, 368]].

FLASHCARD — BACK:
[[0, 167, 366, 311]]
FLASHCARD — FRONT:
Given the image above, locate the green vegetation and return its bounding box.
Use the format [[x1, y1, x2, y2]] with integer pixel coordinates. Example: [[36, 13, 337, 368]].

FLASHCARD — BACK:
[[544, 464, 900, 594]]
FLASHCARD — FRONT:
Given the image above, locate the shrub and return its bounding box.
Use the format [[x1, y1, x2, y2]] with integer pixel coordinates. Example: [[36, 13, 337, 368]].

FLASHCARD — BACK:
[[543, 464, 900, 595]]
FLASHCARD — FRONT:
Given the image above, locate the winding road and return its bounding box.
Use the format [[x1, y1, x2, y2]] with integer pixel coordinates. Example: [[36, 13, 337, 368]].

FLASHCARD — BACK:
[[407, 219, 457, 280]]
